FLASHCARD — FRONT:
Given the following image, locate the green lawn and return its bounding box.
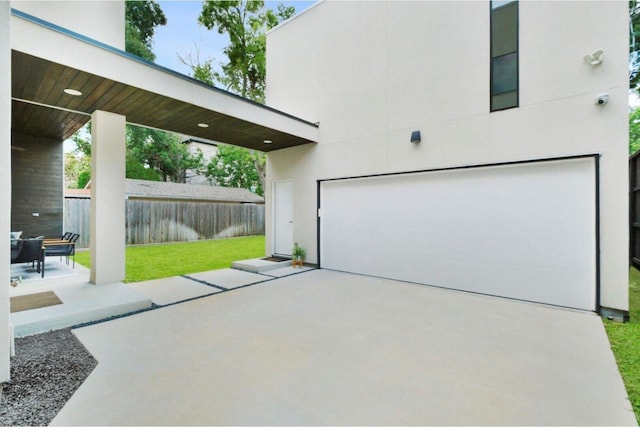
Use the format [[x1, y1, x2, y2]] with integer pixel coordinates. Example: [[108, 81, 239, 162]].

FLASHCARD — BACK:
[[74, 235, 265, 283], [604, 267, 640, 423]]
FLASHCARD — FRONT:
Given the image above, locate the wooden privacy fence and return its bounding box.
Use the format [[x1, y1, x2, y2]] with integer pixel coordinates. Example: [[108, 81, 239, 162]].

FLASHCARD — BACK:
[[64, 198, 265, 248], [64, 198, 91, 248]]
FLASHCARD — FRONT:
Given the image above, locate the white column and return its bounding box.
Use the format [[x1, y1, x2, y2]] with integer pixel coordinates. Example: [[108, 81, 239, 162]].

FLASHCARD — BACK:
[[90, 111, 126, 284], [0, 2, 12, 383]]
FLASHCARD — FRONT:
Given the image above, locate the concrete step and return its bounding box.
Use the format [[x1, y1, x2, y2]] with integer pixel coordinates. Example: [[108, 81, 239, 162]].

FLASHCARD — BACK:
[[11, 282, 153, 337], [231, 258, 292, 274]]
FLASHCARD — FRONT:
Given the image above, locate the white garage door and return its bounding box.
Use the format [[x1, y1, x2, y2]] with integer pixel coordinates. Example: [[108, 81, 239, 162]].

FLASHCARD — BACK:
[[319, 157, 597, 311]]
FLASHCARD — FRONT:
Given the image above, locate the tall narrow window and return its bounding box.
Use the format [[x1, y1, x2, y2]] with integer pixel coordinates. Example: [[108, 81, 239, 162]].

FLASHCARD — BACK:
[[491, 0, 518, 111]]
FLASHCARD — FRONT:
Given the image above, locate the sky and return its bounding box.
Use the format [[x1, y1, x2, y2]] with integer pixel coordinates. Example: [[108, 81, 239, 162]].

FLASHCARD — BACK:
[[153, 1, 315, 77]]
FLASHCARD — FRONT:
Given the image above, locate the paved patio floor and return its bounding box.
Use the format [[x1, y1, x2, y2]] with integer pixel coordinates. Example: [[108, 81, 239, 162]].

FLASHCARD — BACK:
[[52, 269, 636, 426], [10, 258, 152, 337]]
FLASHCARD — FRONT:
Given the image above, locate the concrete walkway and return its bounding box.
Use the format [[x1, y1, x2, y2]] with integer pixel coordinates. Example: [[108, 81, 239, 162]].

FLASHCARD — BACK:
[[10, 258, 152, 337], [52, 269, 636, 426], [10, 257, 310, 337]]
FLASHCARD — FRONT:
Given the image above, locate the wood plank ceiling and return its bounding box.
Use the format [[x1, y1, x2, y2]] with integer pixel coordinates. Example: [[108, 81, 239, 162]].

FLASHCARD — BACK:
[[11, 50, 317, 151]]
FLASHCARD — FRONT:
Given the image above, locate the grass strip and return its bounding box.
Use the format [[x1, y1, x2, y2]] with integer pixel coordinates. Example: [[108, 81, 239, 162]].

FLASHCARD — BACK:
[[74, 235, 265, 283], [603, 267, 640, 423]]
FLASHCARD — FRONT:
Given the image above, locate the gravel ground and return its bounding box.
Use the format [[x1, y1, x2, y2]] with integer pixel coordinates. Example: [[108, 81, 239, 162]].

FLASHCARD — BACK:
[[0, 328, 97, 426]]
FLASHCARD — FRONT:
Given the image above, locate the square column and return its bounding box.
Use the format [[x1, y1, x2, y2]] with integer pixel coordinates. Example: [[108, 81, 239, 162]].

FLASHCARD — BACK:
[[0, 1, 11, 383], [90, 111, 126, 284]]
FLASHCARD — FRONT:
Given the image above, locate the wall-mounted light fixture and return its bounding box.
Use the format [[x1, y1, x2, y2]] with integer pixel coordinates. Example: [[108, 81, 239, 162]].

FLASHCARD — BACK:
[[410, 130, 421, 143], [583, 49, 604, 66]]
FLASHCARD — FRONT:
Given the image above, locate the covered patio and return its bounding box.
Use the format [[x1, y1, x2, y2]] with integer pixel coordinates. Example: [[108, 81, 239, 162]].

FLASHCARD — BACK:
[[1, 4, 318, 383]]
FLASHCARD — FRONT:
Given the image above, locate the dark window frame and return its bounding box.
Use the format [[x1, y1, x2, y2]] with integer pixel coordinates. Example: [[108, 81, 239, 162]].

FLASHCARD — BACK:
[[490, 0, 519, 112]]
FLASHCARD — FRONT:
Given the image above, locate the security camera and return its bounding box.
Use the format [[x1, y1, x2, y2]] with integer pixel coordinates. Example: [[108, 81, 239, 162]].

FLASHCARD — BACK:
[[595, 94, 609, 105]]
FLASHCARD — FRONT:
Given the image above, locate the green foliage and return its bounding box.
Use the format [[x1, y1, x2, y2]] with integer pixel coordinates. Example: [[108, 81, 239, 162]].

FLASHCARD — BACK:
[[126, 22, 156, 62], [126, 152, 162, 181], [603, 267, 640, 423], [64, 152, 90, 189], [77, 170, 91, 189], [126, 125, 205, 182], [292, 242, 306, 260], [631, 108, 640, 155], [65, 123, 201, 186], [126, 0, 166, 44], [125, 0, 167, 62], [631, 1, 640, 94], [72, 123, 91, 157], [192, 58, 216, 86], [65, 123, 92, 189], [197, 0, 295, 102], [205, 144, 263, 195], [74, 236, 266, 283], [186, 2, 289, 192]]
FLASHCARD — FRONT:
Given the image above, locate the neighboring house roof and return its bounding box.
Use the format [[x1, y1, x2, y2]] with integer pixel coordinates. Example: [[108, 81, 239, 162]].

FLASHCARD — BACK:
[[65, 179, 264, 204]]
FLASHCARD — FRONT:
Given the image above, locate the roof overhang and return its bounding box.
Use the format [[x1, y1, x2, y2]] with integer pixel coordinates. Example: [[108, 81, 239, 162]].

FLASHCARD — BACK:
[[10, 9, 319, 151]]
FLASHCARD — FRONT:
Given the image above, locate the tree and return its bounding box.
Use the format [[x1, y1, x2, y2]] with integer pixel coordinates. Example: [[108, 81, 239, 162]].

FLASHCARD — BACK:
[[77, 170, 91, 190], [630, 107, 640, 155], [64, 122, 195, 185], [125, 0, 167, 62], [64, 152, 86, 189], [205, 144, 263, 195], [198, 1, 294, 102], [126, 125, 205, 182], [193, 1, 294, 194], [126, 152, 162, 181], [64, 124, 92, 189]]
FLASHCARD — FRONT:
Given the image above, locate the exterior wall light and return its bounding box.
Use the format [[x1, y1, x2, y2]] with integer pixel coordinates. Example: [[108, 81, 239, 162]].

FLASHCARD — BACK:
[[583, 49, 603, 66], [410, 130, 421, 143]]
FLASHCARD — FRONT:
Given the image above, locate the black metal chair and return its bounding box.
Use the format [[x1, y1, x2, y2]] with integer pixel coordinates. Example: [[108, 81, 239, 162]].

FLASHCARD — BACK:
[[11, 238, 45, 278], [45, 233, 79, 268]]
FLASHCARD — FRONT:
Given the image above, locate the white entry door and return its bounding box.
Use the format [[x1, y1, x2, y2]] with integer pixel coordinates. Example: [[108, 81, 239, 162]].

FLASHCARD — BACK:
[[273, 180, 294, 256]]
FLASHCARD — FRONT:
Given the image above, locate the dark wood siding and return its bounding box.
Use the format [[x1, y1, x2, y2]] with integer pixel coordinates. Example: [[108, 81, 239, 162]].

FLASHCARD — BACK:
[[11, 132, 63, 238]]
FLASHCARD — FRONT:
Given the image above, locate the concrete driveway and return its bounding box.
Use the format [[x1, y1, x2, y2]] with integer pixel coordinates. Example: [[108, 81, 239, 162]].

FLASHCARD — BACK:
[[52, 269, 636, 426]]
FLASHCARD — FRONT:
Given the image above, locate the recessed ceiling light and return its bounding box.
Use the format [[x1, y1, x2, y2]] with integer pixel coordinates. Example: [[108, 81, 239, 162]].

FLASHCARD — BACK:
[[263, 139, 273, 144], [197, 123, 209, 128], [63, 88, 82, 96]]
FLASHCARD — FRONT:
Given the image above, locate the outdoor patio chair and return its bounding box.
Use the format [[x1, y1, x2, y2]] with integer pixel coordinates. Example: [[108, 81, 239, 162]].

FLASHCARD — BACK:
[[11, 238, 45, 278], [45, 233, 79, 268]]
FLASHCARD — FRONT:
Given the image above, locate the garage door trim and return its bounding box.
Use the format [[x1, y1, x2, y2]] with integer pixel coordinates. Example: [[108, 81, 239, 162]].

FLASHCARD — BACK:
[[316, 154, 601, 312]]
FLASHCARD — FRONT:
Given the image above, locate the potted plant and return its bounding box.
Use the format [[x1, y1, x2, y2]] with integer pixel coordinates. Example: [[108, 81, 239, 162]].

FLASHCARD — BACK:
[[292, 242, 306, 267]]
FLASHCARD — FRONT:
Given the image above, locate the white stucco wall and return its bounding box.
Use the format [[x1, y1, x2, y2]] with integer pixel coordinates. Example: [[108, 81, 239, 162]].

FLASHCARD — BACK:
[[265, 1, 629, 312], [0, 0, 12, 383], [10, 0, 124, 49]]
